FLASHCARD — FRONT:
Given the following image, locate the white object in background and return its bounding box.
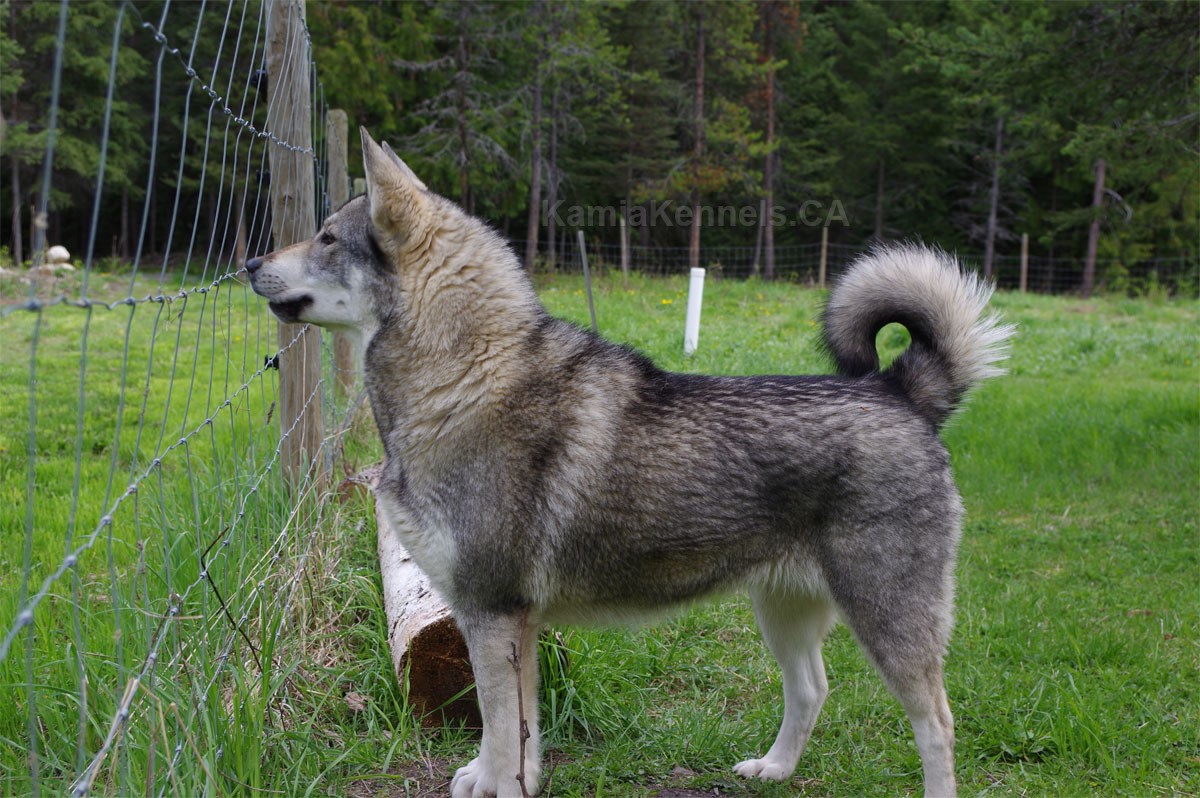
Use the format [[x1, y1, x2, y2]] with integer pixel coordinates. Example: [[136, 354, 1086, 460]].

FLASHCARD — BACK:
[[684, 266, 705, 355], [47, 245, 71, 264]]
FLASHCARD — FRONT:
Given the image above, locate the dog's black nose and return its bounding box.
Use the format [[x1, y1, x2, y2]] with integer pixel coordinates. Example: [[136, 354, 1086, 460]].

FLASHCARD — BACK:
[[245, 256, 263, 274]]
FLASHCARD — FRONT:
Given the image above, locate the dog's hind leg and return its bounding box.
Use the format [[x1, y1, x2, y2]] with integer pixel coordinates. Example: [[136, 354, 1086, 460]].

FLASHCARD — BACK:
[[895, 668, 955, 798], [823, 529, 959, 798], [854, 638, 956, 798], [451, 611, 542, 798], [734, 590, 837, 782]]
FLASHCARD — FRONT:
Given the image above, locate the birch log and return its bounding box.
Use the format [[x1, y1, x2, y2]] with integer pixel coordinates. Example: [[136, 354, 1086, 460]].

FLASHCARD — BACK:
[[367, 474, 480, 726]]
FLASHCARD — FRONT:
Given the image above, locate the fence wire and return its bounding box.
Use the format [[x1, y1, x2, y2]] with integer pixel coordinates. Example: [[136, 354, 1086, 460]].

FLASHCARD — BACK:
[[0, 2, 348, 795], [530, 238, 1197, 295]]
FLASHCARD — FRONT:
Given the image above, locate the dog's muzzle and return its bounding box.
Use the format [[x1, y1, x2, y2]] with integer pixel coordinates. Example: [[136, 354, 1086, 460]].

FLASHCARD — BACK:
[[244, 256, 313, 323]]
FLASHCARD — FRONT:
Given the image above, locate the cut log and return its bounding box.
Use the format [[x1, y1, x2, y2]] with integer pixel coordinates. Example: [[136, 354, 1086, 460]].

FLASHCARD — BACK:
[[360, 470, 479, 727], [348, 467, 565, 729]]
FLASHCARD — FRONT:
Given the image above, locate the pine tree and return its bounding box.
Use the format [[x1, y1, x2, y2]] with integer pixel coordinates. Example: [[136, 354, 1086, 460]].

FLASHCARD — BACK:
[[0, 1, 148, 264], [751, 0, 798, 277], [669, 1, 761, 259], [577, 0, 682, 250], [525, 0, 622, 267], [388, 0, 526, 217]]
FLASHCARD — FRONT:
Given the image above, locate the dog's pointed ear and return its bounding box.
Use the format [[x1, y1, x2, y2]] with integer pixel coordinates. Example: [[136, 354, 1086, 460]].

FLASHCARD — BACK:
[[360, 127, 428, 246], [382, 140, 428, 191]]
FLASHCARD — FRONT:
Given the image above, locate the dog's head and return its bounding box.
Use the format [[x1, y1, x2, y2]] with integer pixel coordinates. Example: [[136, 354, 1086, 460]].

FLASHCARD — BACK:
[[245, 129, 433, 331], [249, 128, 539, 357]]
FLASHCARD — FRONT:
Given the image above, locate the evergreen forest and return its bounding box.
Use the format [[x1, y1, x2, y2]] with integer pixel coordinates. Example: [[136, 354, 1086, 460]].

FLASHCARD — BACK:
[[2, 0, 1196, 292]]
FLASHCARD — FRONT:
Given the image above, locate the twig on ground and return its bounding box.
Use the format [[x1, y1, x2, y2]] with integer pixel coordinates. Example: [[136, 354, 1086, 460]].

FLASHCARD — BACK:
[[508, 607, 533, 798]]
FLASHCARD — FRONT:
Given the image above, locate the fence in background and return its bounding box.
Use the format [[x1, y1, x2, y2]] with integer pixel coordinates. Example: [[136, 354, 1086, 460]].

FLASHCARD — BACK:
[[527, 238, 1197, 296], [0, 2, 353, 795]]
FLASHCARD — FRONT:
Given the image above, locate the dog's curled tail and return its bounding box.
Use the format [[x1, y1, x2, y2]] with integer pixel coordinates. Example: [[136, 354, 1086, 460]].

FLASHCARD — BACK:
[[823, 244, 1015, 428]]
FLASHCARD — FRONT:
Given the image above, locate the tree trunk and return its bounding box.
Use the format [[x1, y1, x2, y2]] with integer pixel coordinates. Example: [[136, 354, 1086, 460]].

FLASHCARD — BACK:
[[763, 173, 776, 279], [1082, 157, 1105, 298], [983, 115, 1004, 280], [1046, 168, 1058, 291], [753, 197, 765, 276], [120, 187, 130, 262], [150, 185, 157, 258], [524, 40, 543, 271], [762, 3, 776, 280], [688, 6, 706, 272], [9, 155, 22, 267], [873, 156, 885, 242], [546, 90, 559, 271], [7, 3, 21, 267], [456, 6, 471, 209]]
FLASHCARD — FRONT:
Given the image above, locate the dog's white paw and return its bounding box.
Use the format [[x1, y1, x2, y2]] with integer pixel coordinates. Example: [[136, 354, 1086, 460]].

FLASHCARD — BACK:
[[733, 756, 793, 782], [450, 757, 496, 798], [450, 756, 539, 798]]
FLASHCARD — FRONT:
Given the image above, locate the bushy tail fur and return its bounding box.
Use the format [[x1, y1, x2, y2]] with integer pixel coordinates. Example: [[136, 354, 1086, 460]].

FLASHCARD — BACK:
[[823, 244, 1014, 428]]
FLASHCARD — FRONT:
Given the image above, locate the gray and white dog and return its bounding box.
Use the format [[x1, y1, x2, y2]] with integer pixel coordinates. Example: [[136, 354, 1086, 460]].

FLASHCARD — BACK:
[[247, 129, 1013, 798]]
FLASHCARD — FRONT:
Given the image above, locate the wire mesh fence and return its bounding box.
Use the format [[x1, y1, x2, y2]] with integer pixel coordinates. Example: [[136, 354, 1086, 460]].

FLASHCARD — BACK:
[[0, 2, 350, 794], [525, 237, 1198, 296]]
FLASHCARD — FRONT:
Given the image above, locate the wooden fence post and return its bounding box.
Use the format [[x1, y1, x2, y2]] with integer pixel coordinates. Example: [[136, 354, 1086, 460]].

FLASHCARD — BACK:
[[1020, 232, 1029, 294], [1082, 158, 1105, 299], [326, 109, 355, 399], [265, 0, 323, 487], [619, 212, 629, 285], [752, 197, 766, 277], [818, 225, 829, 289]]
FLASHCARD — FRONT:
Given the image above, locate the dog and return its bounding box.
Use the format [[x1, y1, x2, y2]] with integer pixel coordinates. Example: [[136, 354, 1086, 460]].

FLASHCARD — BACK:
[[246, 128, 1013, 798]]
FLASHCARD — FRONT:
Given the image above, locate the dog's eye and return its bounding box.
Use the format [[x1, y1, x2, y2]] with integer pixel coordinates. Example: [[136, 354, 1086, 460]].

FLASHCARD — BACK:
[[318, 231, 336, 246]]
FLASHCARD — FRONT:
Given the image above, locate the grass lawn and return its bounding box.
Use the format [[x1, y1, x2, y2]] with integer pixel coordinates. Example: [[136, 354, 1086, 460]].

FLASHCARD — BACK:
[[1, 267, 1197, 797], [0, 267, 307, 797]]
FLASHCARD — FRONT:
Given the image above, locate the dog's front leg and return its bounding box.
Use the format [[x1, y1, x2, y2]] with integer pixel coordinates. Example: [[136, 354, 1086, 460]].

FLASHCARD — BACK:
[[451, 611, 542, 798]]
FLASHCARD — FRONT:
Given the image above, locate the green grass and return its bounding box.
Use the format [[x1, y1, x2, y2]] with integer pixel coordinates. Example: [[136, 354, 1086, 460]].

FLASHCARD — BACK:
[[1, 269, 1197, 797], [0, 268, 328, 796]]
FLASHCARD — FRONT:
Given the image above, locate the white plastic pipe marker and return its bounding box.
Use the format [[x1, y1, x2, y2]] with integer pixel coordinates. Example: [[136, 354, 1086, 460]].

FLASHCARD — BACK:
[[684, 267, 705, 356]]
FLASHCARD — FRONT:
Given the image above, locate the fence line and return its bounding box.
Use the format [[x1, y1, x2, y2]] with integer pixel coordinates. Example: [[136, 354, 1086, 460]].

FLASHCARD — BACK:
[[523, 238, 1197, 295], [0, 2, 351, 795]]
